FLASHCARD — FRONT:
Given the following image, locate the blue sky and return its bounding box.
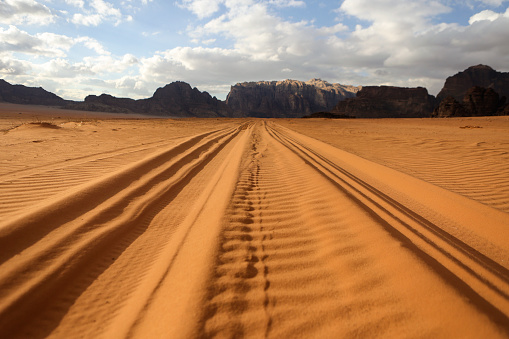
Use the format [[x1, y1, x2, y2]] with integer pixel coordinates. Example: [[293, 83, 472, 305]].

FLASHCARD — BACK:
[[1, 0, 508, 101]]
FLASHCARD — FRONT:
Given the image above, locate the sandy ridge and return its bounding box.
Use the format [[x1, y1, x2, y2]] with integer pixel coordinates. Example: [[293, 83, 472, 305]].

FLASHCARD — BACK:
[[268, 122, 509, 325]]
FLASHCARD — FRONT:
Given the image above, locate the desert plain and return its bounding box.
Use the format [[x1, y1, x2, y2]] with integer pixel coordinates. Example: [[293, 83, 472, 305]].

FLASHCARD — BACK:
[[0, 103, 508, 338]]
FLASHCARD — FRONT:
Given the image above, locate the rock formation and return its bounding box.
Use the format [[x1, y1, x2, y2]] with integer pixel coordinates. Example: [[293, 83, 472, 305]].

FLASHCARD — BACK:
[[431, 96, 468, 118], [432, 86, 507, 117], [436, 64, 509, 102], [330, 86, 436, 118], [226, 79, 359, 118], [67, 82, 234, 118], [0, 79, 66, 106]]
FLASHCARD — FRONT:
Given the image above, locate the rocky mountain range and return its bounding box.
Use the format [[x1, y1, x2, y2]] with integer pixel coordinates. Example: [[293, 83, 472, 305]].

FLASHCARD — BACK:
[[1, 64, 508, 118], [0, 79, 66, 106], [328, 86, 436, 119], [66, 82, 233, 118], [226, 79, 360, 118]]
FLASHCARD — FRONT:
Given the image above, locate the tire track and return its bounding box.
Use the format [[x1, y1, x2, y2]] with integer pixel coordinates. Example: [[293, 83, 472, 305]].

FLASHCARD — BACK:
[[0, 131, 229, 221], [201, 122, 507, 338], [0, 124, 246, 337], [268, 122, 509, 329]]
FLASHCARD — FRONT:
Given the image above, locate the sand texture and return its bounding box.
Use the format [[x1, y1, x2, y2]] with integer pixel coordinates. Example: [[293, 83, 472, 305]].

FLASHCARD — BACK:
[[0, 104, 508, 338]]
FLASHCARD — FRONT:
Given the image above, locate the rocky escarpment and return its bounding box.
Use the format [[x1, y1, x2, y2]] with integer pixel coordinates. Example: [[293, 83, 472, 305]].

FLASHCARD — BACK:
[[67, 82, 233, 117], [226, 79, 360, 118], [432, 86, 508, 118], [0, 79, 66, 106], [436, 65, 509, 102], [330, 86, 436, 118]]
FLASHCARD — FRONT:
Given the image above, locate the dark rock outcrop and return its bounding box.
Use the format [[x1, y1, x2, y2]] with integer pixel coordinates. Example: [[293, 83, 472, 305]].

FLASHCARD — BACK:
[[330, 86, 436, 118], [67, 82, 233, 117], [432, 86, 507, 117], [432, 96, 468, 118], [226, 79, 360, 118], [436, 65, 509, 102], [0, 79, 66, 106]]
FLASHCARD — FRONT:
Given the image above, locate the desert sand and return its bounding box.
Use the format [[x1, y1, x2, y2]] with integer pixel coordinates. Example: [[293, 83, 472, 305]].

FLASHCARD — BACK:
[[0, 103, 508, 338]]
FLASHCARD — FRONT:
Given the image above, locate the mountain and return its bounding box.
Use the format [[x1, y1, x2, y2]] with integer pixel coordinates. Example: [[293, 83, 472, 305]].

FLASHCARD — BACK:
[[432, 65, 509, 117], [67, 82, 234, 117], [329, 86, 436, 118], [432, 86, 507, 118], [0, 79, 66, 106], [436, 64, 509, 102], [226, 79, 360, 118]]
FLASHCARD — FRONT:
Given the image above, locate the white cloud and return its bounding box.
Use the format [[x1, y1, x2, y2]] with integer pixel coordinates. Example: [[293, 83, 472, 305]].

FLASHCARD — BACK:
[[83, 54, 139, 74], [469, 7, 509, 23], [65, 0, 85, 8], [177, 0, 305, 20], [37, 58, 92, 78], [0, 26, 74, 57], [0, 26, 112, 59], [70, 0, 126, 26], [0, 0, 56, 25], [0, 56, 32, 75], [267, 0, 305, 7], [71, 13, 103, 26], [189, 2, 325, 61], [75, 36, 110, 55], [177, 0, 223, 19]]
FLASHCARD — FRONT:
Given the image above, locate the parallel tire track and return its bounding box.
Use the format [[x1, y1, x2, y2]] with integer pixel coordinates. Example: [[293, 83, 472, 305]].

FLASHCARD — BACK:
[[202, 122, 508, 338], [0, 125, 245, 335], [267, 122, 509, 327], [0, 134, 226, 221]]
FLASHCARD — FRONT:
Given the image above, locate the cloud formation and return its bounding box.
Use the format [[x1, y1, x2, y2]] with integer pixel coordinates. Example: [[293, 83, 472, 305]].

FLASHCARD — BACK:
[[0, 0, 56, 25], [1, 0, 509, 101]]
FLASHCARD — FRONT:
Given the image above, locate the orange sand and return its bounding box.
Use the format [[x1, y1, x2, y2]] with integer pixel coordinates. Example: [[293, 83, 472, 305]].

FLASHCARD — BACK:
[[0, 103, 508, 338]]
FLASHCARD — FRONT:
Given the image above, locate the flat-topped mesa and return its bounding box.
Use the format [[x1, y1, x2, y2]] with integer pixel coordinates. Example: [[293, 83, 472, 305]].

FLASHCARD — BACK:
[[436, 64, 509, 102], [226, 79, 360, 118], [330, 86, 436, 118]]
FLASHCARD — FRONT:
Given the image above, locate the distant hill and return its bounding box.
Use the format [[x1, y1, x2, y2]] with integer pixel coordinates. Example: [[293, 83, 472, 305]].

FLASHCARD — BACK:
[[66, 82, 234, 118], [226, 79, 360, 118], [0, 79, 66, 106]]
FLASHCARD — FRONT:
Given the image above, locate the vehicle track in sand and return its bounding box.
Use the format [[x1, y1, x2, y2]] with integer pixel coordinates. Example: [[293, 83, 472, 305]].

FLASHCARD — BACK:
[[201, 122, 509, 338], [0, 123, 251, 338], [0, 121, 508, 338], [0, 134, 224, 221]]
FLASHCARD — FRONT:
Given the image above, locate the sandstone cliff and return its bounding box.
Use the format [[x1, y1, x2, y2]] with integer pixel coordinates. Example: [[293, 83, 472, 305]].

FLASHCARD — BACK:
[[226, 79, 359, 118], [67, 82, 233, 117], [330, 86, 436, 118], [432, 86, 507, 118], [436, 65, 509, 102], [0, 79, 66, 106]]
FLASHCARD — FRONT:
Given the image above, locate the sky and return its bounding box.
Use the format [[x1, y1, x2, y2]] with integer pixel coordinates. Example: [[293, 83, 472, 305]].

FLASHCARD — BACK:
[[1, 0, 509, 101]]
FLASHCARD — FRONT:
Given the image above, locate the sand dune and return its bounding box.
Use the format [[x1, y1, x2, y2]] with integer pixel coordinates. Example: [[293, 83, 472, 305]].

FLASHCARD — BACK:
[[0, 106, 508, 338]]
